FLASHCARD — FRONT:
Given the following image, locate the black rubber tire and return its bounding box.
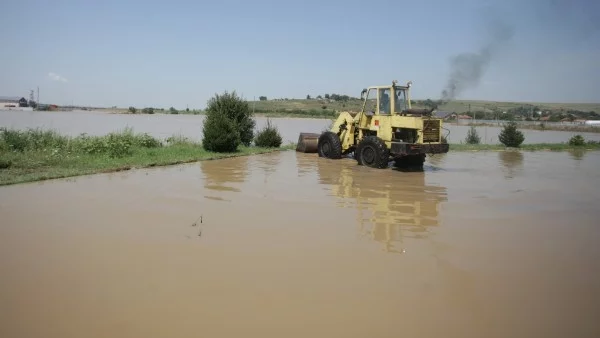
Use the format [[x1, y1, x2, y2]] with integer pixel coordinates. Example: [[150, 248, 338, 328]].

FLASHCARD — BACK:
[[317, 131, 342, 159], [355, 136, 390, 169]]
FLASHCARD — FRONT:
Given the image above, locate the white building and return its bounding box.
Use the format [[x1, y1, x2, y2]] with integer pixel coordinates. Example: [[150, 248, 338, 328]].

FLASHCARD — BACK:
[[0, 96, 29, 108]]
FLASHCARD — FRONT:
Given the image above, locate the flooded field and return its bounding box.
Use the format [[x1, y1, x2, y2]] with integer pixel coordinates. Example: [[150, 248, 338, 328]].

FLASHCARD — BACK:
[[1, 150, 599, 338], [2, 109, 600, 145]]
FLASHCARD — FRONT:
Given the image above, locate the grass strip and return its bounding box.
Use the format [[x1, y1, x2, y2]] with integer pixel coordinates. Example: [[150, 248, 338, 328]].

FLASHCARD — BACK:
[[0, 127, 292, 186]]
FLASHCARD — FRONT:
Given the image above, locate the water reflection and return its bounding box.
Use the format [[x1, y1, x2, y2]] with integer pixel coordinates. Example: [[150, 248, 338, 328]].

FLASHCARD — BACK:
[[250, 152, 282, 184], [426, 153, 448, 168], [295, 152, 319, 177], [568, 149, 586, 161], [498, 151, 524, 179], [316, 158, 448, 253], [199, 156, 249, 193]]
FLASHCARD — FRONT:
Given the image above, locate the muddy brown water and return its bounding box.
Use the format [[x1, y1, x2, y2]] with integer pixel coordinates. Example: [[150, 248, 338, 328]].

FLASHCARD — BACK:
[[2, 109, 600, 144], [1, 150, 600, 337]]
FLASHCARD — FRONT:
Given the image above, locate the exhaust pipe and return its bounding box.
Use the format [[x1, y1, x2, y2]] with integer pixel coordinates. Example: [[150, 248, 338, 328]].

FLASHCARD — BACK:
[[296, 132, 320, 153]]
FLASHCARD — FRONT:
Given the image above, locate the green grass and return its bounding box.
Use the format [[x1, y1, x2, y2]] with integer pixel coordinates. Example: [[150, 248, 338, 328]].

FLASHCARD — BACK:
[[0, 127, 293, 186]]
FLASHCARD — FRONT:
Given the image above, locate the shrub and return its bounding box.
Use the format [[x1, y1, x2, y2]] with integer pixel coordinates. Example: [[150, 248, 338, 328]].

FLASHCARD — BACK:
[[499, 121, 525, 147], [0, 158, 12, 169], [465, 126, 481, 144], [77, 135, 108, 155], [135, 133, 162, 148], [204, 91, 255, 146], [0, 127, 69, 152], [569, 134, 585, 146], [169, 107, 179, 114], [166, 134, 194, 146], [106, 132, 133, 158], [142, 107, 154, 114], [202, 113, 241, 152], [128, 106, 137, 114], [0, 128, 29, 152], [74, 129, 160, 157], [254, 119, 282, 148]]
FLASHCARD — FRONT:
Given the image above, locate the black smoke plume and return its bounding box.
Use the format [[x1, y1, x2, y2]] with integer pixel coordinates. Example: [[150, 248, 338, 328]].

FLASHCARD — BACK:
[[440, 16, 514, 103]]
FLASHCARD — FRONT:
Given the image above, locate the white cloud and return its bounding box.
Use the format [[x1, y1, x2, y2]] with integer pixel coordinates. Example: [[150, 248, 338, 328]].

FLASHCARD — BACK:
[[48, 72, 68, 82]]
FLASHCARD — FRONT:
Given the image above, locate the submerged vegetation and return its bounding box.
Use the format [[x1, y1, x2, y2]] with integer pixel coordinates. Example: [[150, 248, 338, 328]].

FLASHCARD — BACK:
[[0, 127, 291, 186]]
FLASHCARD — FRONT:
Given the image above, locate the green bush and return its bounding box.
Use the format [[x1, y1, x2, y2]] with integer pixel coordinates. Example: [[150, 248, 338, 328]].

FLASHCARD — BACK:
[[74, 129, 161, 156], [254, 119, 282, 148], [498, 121, 525, 147], [0, 158, 12, 169], [106, 132, 133, 158], [166, 134, 194, 146], [202, 113, 241, 152], [0, 127, 69, 152], [0, 127, 163, 159], [135, 133, 162, 148], [568, 134, 585, 146], [128, 106, 137, 114], [204, 91, 255, 146], [465, 126, 481, 144], [77, 135, 108, 154]]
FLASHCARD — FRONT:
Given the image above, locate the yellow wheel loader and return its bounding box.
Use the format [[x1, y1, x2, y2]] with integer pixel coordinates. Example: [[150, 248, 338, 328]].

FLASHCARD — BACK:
[[297, 80, 449, 168]]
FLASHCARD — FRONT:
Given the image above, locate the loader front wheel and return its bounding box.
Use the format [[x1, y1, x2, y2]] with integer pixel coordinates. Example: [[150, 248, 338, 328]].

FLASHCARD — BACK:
[[317, 131, 342, 159], [356, 136, 390, 169]]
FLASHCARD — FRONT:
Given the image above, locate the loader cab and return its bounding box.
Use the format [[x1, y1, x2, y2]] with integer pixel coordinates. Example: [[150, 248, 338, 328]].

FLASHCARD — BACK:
[[360, 82, 411, 115]]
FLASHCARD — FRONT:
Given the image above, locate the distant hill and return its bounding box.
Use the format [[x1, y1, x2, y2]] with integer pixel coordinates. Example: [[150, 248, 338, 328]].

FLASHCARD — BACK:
[[97, 97, 600, 121], [246, 97, 600, 120], [249, 97, 599, 114]]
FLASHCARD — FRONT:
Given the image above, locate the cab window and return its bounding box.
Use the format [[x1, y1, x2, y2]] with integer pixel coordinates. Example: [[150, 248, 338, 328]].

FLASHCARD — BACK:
[[379, 88, 391, 115], [364, 88, 377, 113], [395, 89, 408, 112]]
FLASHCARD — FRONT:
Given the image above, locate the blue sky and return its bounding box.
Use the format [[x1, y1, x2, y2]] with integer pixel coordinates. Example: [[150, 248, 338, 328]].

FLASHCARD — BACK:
[[1, 0, 599, 108]]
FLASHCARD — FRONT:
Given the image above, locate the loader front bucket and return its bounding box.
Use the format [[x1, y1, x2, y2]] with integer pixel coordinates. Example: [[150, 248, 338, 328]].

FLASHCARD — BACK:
[[296, 132, 320, 153]]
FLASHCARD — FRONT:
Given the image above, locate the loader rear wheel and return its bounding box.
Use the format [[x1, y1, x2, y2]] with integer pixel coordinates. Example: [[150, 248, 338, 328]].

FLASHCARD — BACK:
[[317, 131, 342, 159], [356, 136, 390, 169]]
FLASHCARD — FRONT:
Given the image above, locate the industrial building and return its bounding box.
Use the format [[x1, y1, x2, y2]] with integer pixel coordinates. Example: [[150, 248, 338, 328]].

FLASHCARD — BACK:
[[0, 96, 29, 108]]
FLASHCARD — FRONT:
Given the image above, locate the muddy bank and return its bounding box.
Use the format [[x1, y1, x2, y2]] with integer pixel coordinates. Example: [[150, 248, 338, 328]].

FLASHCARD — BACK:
[[1, 151, 599, 337]]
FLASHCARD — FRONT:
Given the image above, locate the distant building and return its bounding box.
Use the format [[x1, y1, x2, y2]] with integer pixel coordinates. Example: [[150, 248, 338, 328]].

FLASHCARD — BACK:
[[433, 111, 453, 119], [0, 96, 28, 108]]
